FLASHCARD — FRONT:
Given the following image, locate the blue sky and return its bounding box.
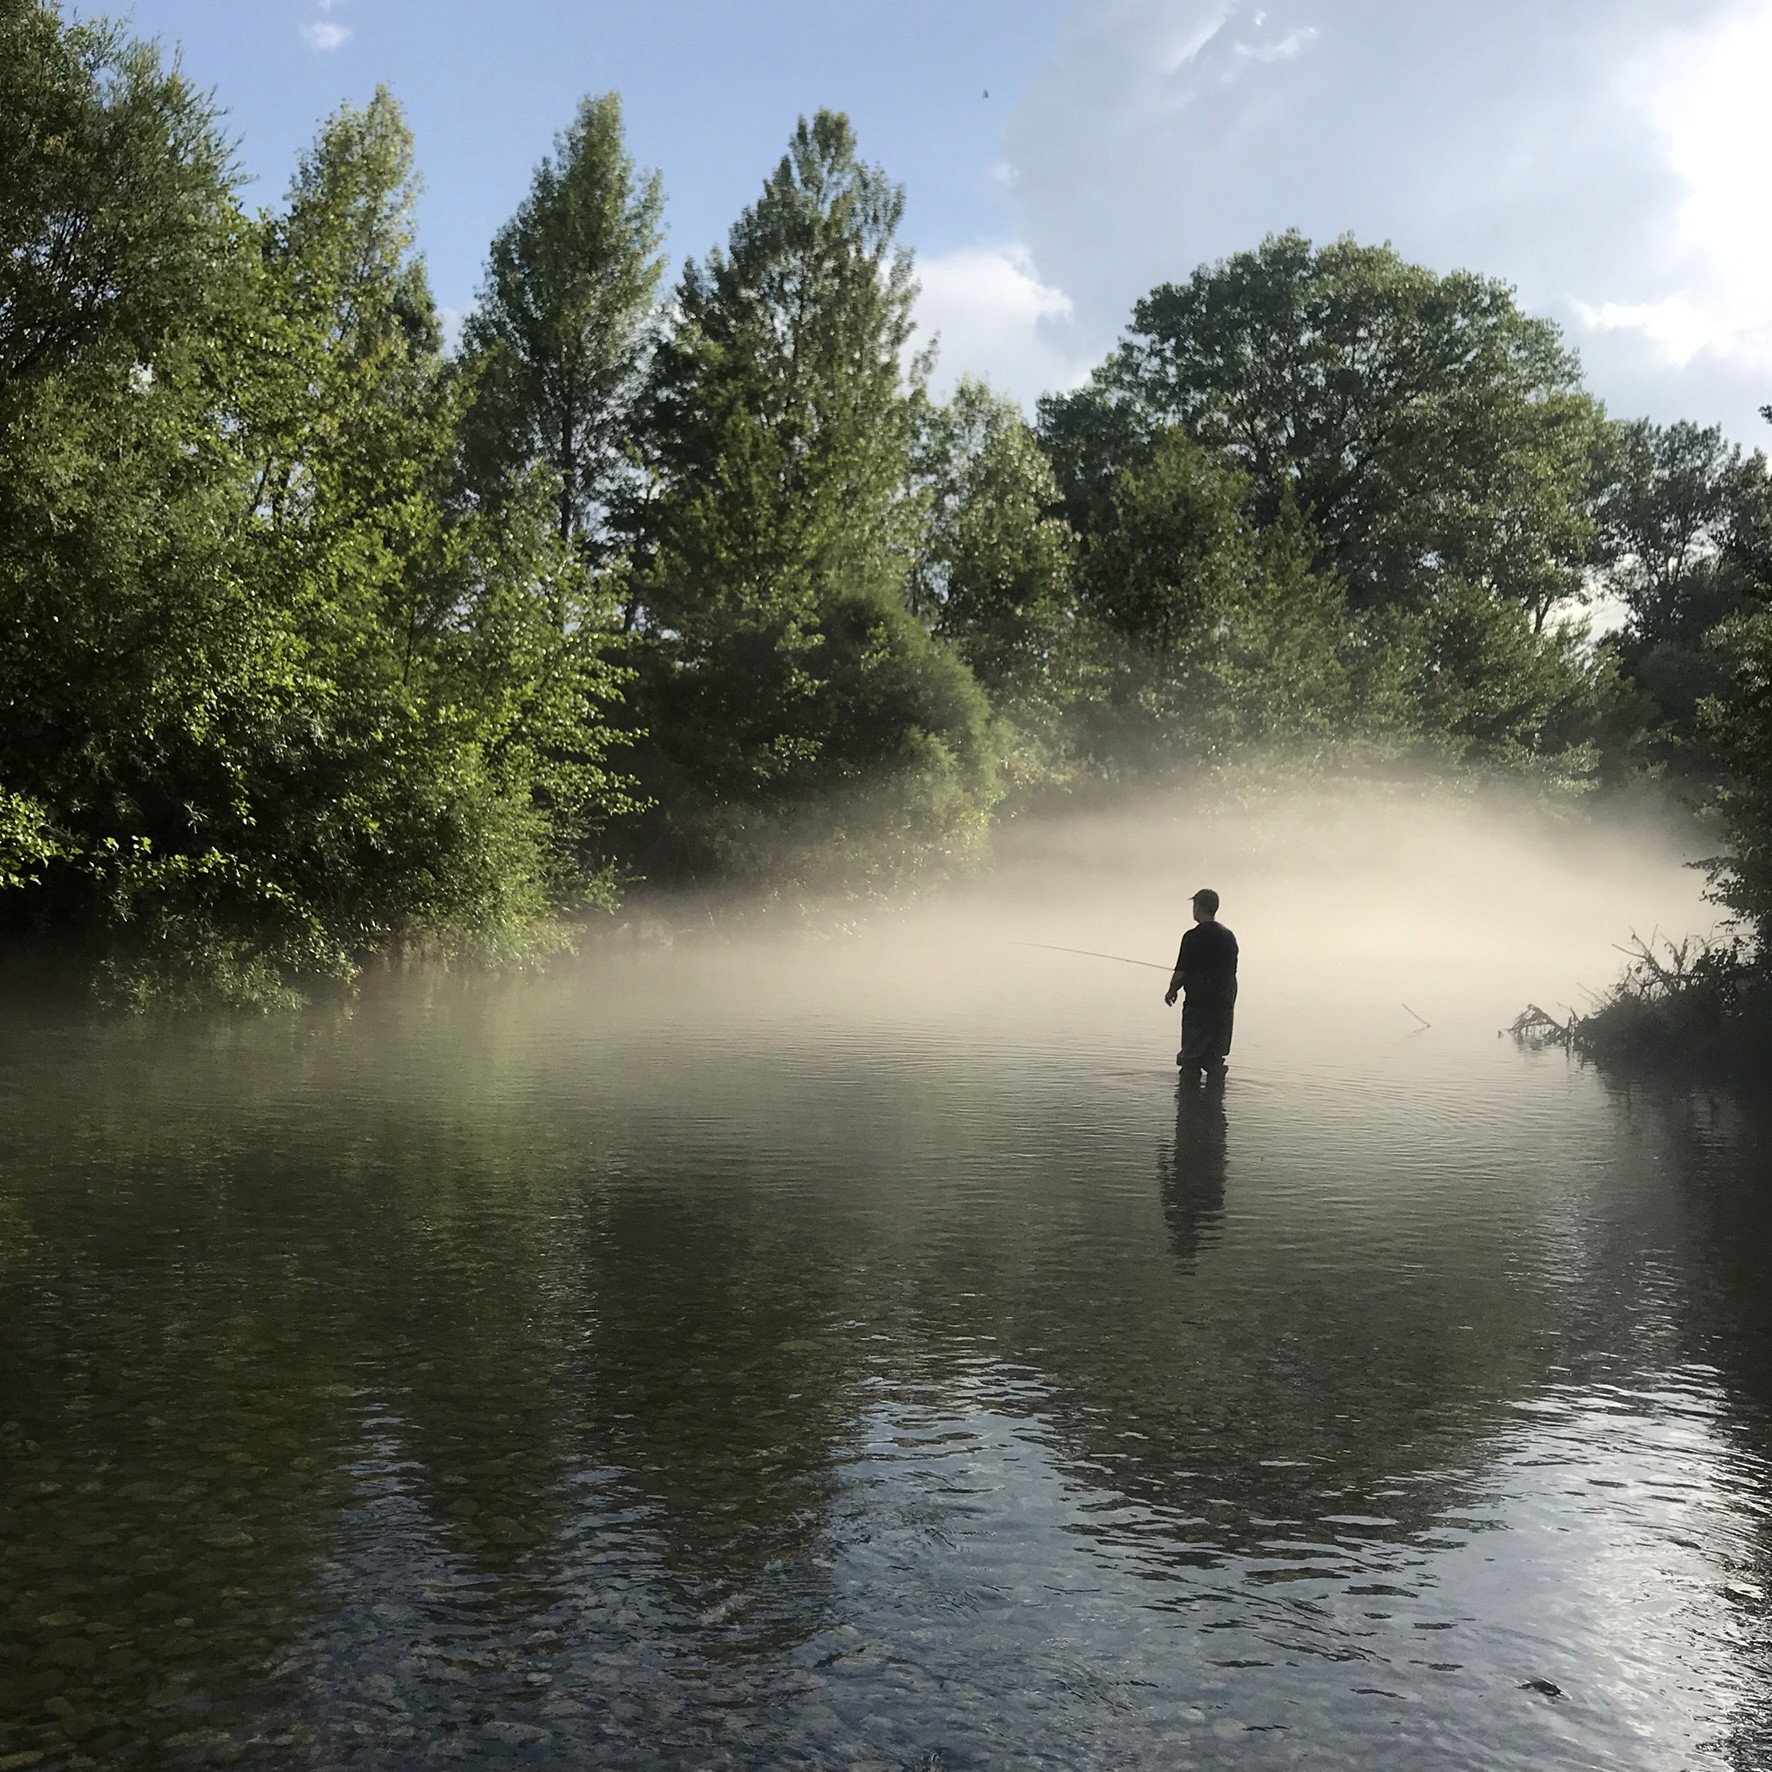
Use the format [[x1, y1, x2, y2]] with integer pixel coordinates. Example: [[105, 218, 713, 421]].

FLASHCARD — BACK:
[[113, 1, 1073, 338], [108, 1, 1772, 442]]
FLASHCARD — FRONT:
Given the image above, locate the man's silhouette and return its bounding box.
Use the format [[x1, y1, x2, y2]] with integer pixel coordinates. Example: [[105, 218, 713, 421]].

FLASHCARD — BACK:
[[1164, 888, 1237, 1083]]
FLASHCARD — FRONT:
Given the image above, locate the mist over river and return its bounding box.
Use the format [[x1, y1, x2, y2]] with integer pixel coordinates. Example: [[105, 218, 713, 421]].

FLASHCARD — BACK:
[[3, 794, 1770, 1769]]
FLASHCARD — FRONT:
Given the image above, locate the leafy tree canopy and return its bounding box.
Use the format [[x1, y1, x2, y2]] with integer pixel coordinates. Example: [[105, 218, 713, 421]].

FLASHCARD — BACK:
[[637, 110, 924, 635], [459, 92, 664, 571], [1595, 419, 1770, 642], [1076, 428, 1355, 765], [623, 111, 997, 886], [0, 0, 239, 391], [911, 379, 1080, 756], [1042, 231, 1608, 630], [8, 5, 1763, 1010], [1591, 419, 1772, 775]]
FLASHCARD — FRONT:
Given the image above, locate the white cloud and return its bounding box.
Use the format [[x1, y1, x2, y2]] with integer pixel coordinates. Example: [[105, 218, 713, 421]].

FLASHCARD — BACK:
[[1234, 26, 1316, 62], [913, 244, 1093, 408], [1574, 296, 1736, 369], [1159, 10, 1229, 74], [990, 0, 1772, 440], [300, 15, 352, 51], [1575, 8, 1772, 382]]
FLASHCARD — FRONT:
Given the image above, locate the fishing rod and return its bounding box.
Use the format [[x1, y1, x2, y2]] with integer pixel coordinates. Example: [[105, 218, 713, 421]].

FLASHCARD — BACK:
[[1008, 941, 1171, 973], [1014, 942, 1434, 1048]]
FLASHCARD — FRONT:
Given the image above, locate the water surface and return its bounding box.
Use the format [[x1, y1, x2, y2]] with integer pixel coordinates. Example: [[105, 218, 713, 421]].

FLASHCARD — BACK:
[[3, 805, 1770, 1768]]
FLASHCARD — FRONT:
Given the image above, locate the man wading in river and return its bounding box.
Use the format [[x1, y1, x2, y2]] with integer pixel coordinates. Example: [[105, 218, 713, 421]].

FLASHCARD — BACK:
[[1165, 889, 1238, 1084]]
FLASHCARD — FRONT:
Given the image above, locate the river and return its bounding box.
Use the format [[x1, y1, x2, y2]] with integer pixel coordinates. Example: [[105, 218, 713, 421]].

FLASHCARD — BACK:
[[2, 797, 1770, 1768]]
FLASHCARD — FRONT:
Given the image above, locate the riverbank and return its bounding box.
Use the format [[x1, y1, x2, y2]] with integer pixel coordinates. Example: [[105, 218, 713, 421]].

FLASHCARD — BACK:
[[1557, 938, 1772, 1082]]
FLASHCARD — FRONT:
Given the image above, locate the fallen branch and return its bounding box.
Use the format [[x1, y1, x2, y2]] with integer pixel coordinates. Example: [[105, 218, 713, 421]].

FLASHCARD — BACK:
[[1507, 1002, 1574, 1046]]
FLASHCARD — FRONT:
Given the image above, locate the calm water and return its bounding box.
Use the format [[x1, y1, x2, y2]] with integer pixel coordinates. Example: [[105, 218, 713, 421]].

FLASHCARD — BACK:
[[3, 850, 1772, 1768]]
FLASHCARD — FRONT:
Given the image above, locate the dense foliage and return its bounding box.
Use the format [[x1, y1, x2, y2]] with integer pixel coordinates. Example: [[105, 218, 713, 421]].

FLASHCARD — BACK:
[[4, 2, 1771, 1011], [1543, 418, 1772, 1070], [0, 12, 628, 1004], [1039, 233, 1614, 774], [618, 113, 1000, 891], [1591, 419, 1771, 779]]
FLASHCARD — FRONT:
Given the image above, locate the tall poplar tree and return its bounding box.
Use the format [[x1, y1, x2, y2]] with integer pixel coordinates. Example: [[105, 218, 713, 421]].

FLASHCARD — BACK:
[[622, 111, 997, 890], [459, 92, 665, 578], [637, 110, 925, 628], [244, 91, 630, 959], [251, 89, 454, 649]]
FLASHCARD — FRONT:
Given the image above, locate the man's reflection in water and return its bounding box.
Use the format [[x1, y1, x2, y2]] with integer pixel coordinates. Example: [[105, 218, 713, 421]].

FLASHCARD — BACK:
[[1160, 1082, 1228, 1265]]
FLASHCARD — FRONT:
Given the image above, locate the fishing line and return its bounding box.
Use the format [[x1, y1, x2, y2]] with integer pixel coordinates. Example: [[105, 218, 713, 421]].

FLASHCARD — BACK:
[[1008, 941, 1171, 972]]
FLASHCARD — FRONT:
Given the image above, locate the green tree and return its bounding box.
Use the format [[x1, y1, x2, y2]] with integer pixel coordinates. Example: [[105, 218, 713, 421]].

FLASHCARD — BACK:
[[1701, 609, 1772, 952], [458, 93, 665, 583], [0, 36, 628, 1005], [1593, 419, 1771, 774], [623, 112, 998, 889], [637, 112, 926, 626], [249, 88, 456, 664], [0, 1, 234, 386], [1076, 428, 1354, 764], [911, 379, 1079, 769], [1597, 421, 1766, 629], [1372, 582, 1602, 771], [1700, 406, 1772, 954], [205, 91, 558, 985], [0, 1, 270, 994], [1043, 231, 1607, 631], [1036, 233, 1615, 777], [234, 91, 631, 970]]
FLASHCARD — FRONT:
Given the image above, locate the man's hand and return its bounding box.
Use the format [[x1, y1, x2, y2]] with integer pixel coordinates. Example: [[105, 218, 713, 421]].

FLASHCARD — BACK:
[[1164, 987, 1178, 1007]]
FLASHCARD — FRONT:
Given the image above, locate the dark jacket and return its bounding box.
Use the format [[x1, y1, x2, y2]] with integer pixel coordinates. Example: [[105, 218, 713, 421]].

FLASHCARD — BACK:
[[1172, 922, 1238, 997]]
